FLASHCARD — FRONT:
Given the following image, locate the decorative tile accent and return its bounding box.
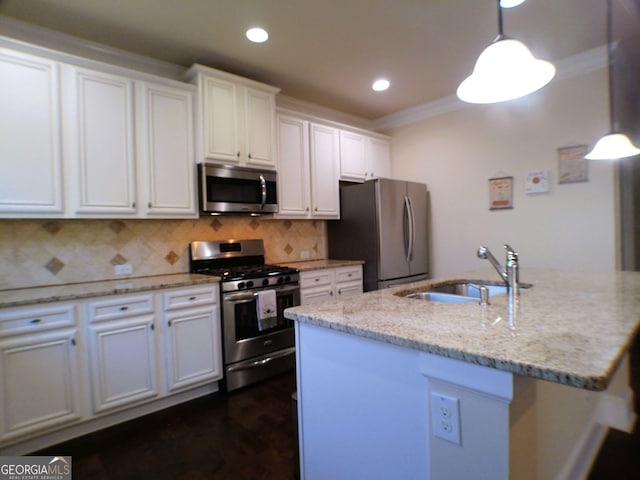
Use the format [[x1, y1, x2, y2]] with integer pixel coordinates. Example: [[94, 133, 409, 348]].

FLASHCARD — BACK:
[[42, 222, 61, 235], [210, 218, 223, 231], [110, 221, 126, 234], [0, 218, 326, 289], [110, 254, 127, 265], [165, 251, 179, 265], [45, 257, 65, 275]]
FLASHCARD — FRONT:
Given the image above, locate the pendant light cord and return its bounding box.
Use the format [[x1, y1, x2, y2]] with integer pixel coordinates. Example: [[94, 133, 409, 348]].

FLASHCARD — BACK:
[[606, 0, 616, 131], [497, 0, 505, 38]]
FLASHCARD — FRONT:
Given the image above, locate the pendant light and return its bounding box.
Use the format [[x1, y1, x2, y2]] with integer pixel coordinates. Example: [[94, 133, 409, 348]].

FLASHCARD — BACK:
[[457, 0, 555, 104], [584, 0, 640, 160]]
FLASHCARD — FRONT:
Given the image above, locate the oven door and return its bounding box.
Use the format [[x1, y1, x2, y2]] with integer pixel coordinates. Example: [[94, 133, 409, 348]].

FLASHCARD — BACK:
[[222, 284, 299, 365]]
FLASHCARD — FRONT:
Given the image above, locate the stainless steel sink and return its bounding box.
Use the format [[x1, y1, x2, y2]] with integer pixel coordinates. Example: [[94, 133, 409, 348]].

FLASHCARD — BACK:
[[398, 280, 531, 303]]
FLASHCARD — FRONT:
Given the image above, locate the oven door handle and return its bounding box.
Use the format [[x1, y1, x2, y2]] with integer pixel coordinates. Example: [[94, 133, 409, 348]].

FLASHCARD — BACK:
[[224, 285, 300, 302], [226, 347, 296, 373]]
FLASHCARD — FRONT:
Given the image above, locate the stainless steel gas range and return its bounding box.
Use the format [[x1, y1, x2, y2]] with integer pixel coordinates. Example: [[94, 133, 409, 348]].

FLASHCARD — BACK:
[[189, 239, 299, 391]]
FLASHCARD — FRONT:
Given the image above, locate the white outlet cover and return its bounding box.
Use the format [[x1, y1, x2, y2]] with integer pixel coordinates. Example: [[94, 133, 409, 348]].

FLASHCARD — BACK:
[[431, 392, 461, 445]]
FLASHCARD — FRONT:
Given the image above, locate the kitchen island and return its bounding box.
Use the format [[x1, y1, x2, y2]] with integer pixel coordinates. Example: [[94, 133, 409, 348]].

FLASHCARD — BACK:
[[285, 269, 640, 480]]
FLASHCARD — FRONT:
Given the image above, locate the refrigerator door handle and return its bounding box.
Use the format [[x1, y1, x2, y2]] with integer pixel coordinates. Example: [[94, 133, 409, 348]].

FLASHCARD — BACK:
[[407, 195, 415, 262], [404, 195, 414, 263]]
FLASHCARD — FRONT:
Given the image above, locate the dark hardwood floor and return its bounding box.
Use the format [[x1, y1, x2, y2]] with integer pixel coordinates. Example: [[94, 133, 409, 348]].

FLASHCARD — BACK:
[[34, 336, 639, 479]]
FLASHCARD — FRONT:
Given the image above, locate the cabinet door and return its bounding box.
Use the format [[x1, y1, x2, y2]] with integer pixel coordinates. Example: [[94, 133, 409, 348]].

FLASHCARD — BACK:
[[300, 285, 334, 305], [339, 130, 367, 182], [137, 81, 196, 217], [367, 136, 391, 179], [309, 124, 340, 218], [276, 115, 311, 218], [0, 328, 82, 440], [164, 306, 222, 392], [201, 76, 239, 164], [87, 316, 158, 413], [244, 87, 276, 169], [0, 49, 63, 215], [64, 66, 136, 214]]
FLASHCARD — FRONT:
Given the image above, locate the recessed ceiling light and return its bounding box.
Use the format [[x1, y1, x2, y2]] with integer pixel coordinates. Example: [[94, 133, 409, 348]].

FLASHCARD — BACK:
[[246, 27, 269, 43], [372, 79, 390, 92]]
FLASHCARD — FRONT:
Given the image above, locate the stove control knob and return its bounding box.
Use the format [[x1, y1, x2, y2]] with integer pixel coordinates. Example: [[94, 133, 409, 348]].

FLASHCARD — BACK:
[[262, 278, 269, 286], [284, 275, 291, 283], [277, 277, 284, 284], [246, 281, 254, 288], [238, 282, 246, 290]]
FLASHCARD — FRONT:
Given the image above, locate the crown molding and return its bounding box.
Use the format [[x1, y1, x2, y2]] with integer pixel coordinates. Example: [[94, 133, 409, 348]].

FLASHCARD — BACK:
[[0, 15, 185, 79], [276, 94, 375, 131], [371, 45, 608, 132]]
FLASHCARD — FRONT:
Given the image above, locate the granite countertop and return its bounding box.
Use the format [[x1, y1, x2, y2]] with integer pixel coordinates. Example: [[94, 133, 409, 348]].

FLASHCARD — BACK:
[[283, 259, 365, 271], [285, 269, 640, 391], [0, 273, 220, 309]]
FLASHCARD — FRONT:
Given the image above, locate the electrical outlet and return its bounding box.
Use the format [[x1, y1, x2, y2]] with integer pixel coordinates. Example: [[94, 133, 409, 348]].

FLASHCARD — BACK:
[[115, 264, 133, 276], [431, 392, 461, 445]]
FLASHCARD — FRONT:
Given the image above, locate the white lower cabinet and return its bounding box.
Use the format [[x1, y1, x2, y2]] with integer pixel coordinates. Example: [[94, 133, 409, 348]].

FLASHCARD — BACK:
[[0, 282, 222, 453], [162, 285, 222, 392], [0, 303, 82, 441], [86, 294, 158, 413], [300, 266, 363, 305]]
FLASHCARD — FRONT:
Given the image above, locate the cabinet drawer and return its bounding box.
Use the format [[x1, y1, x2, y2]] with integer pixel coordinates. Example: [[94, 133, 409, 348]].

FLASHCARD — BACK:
[[163, 285, 218, 311], [0, 304, 76, 337], [301, 270, 333, 288], [87, 294, 154, 323], [335, 266, 362, 284]]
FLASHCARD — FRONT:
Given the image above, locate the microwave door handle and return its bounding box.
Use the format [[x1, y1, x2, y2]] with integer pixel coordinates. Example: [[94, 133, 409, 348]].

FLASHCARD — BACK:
[[259, 174, 267, 210]]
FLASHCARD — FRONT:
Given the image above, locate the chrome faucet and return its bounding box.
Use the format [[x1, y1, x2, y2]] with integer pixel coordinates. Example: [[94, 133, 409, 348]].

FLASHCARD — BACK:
[[477, 244, 519, 296]]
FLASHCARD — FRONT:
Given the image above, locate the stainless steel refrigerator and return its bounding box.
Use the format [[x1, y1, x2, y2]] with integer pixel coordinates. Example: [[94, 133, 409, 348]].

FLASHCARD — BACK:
[[328, 178, 429, 291]]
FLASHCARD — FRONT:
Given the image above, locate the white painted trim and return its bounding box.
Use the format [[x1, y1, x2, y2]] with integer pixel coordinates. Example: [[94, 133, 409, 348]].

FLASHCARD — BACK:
[[419, 351, 514, 402], [0, 15, 185, 80], [555, 418, 608, 480], [277, 95, 375, 131], [371, 45, 608, 131]]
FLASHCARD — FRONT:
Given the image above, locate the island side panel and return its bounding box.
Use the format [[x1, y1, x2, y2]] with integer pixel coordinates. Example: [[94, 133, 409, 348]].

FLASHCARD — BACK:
[[295, 322, 429, 480]]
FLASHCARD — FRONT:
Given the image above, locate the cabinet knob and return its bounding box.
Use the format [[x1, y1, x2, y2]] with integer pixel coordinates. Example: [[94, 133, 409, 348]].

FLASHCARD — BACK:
[[330, 291, 333, 296], [306, 207, 309, 212], [237, 151, 241, 157], [148, 202, 152, 208], [248, 153, 252, 159], [132, 202, 136, 208], [150, 324, 155, 331], [71, 338, 76, 346], [30, 318, 42, 324], [338, 289, 342, 295], [189, 296, 196, 301], [119, 306, 129, 311], [168, 320, 172, 327]]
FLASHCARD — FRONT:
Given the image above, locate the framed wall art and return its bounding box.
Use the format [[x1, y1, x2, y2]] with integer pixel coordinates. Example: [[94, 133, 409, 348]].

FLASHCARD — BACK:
[[489, 176, 513, 210], [558, 145, 589, 184]]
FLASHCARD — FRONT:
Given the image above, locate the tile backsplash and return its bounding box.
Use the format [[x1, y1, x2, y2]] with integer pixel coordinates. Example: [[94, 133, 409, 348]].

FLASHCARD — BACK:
[[0, 218, 326, 290]]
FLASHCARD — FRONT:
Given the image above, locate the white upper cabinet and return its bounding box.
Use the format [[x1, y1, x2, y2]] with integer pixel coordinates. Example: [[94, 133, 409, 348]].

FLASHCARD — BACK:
[[275, 114, 311, 218], [0, 49, 64, 216], [186, 64, 280, 170], [136, 81, 197, 217], [339, 130, 391, 182], [63, 65, 137, 215], [276, 115, 340, 219], [339, 130, 367, 182], [309, 123, 340, 218], [367, 135, 392, 179], [1, 42, 198, 219]]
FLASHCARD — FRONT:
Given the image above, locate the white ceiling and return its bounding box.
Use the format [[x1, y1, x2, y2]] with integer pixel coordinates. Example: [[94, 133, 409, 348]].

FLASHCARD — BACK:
[[1, 0, 636, 120]]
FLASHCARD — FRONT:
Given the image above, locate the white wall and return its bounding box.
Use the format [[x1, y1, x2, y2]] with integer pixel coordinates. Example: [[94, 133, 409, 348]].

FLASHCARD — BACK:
[[388, 68, 619, 277]]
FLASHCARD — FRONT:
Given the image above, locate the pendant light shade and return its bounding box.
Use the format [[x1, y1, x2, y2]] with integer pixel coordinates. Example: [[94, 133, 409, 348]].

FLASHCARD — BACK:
[[585, 0, 640, 160], [457, 38, 555, 104], [457, 1, 555, 104], [585, 133, 640, 160]]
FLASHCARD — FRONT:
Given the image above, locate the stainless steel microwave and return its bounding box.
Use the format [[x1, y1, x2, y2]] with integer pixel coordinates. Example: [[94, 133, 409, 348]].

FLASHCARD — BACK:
[[198, 163, 278, 214]]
